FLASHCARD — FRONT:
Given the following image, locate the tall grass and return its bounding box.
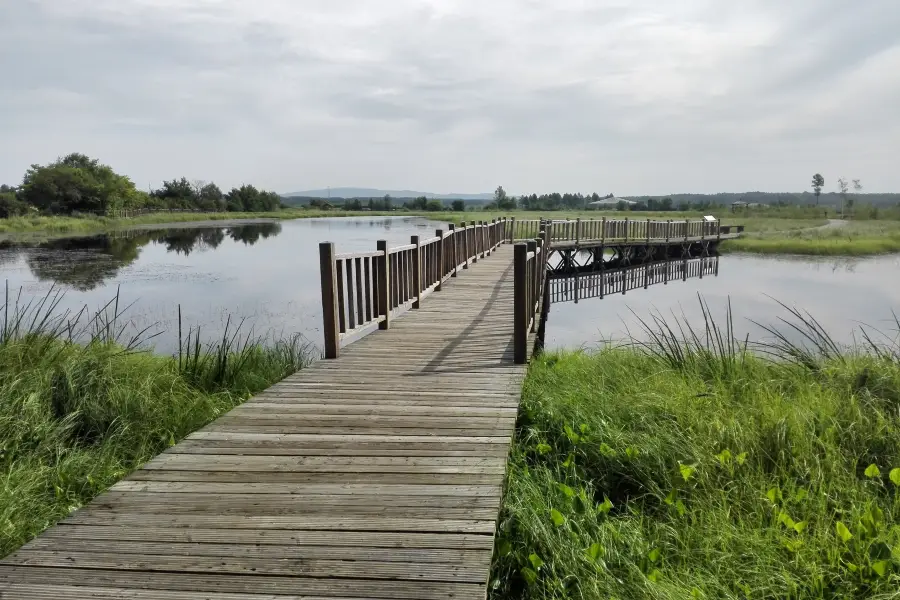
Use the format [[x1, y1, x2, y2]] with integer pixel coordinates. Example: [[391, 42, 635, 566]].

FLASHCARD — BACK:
[[493, 300, 900, 599], [723, 221, 900, 256], [0, 287, 313, 556]]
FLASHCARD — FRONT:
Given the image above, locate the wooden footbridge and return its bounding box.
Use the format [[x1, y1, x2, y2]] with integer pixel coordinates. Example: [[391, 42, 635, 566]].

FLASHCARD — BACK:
[[0, 217, 739, 599]]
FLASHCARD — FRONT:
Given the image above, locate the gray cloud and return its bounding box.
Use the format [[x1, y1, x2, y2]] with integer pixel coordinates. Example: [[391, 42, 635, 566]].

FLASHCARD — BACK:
[[1, 0, 898, 194]]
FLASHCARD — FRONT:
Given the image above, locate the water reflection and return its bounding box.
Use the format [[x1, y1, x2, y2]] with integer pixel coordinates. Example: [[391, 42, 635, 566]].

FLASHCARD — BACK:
[[549, 257, 719, 304], [1, 223, 282, 291], [543, 253, 900, 350]]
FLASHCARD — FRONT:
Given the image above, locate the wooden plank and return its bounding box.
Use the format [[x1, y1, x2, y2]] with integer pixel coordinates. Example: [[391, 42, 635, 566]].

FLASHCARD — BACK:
[[125, 471, 505, 485], [19, 538, 488, 565], [39, 525, 496, 549], [0, 567, 485, 600], [61, 513, 498, 534]]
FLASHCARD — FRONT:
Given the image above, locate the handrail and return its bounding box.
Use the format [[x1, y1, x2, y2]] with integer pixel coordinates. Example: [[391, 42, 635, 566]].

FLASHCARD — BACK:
[[319, 217, 508, 357], [335, 250, 384, 260], [507, 217, 723, 245]]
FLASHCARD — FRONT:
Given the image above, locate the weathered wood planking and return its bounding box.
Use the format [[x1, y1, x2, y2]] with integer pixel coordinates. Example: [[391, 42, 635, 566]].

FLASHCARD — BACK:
[[0, 244, 526, 600]]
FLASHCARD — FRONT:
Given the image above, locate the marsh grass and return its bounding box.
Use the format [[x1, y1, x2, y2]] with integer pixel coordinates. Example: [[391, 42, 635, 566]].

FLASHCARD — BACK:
[[723, 221, 900, 256], [493, 300, 900, 599], [0, 286, 313, 556]]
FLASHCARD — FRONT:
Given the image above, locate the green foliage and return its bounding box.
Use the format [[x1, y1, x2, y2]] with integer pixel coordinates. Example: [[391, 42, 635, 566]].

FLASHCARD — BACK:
[[492, 340, 900, 598], [18, 153, 142, 215], [452, 200, 467, 212], [0, 290, 312, 556], [225, 184, 281, 212], [425, 199, 444, 212]]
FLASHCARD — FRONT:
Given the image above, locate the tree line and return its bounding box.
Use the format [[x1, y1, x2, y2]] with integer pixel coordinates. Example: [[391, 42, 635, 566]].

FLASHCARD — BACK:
[[0, 153, 285, 218]]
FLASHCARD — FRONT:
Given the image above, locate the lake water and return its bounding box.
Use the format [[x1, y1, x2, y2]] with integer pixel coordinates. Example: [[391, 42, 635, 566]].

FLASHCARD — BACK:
[[0, 217, 897, 354]]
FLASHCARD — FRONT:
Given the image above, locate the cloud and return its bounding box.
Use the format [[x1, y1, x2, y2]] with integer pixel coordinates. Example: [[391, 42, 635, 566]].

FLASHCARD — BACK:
[[1, 0, 898, 194]]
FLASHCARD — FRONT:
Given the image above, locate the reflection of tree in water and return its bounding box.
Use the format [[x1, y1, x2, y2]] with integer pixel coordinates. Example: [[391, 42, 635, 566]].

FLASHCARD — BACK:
[[25, 235, 149, 292], [22, 223, 283, 291], [153, 228, 227, 256], [226, 223, 282, 246]]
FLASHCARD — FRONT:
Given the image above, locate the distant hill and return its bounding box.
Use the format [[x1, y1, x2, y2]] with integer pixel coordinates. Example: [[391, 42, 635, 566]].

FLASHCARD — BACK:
[[283, 188, 493, 201]]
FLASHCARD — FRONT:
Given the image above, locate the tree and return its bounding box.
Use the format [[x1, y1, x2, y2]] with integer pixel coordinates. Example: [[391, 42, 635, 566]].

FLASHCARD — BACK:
[[811, 174, 825, 206], [451, 200, 466, 212], [0, 186, 28, 218], [18, 153, 141, 214], [383, 194, 393, 211], [494, 186, 516, 210], [425, 199, 443, 212], [837, 177, 849, 217], [198, 183, 224, 211], [152, 177, 197, 208], [850, 179, 863, 215]]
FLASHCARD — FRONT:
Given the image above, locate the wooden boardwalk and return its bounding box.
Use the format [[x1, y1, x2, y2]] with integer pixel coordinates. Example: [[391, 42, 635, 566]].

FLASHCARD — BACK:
[[0, 245, 523, 600]]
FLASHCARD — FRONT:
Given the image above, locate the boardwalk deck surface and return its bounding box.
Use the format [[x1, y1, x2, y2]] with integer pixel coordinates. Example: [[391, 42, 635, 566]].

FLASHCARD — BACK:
[[0, 245, 522, 600]]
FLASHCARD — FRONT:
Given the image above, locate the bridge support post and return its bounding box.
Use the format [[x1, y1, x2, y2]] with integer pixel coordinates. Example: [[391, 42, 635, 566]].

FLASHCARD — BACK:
[[436, 229, 444, 291], [527, 240, 538, 330], [464, 222, 472, 269], [377, 240, 390, 330], [319, 242, 340, 359], [449, 224, 458, 277], [514, 243, 528, 364], [411, 235, 422, 308]]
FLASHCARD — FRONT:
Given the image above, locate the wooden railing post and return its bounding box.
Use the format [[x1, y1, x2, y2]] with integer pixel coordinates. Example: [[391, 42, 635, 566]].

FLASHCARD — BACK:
[[685, 219, 689, 242], [436, 229, 444, 291], [527, 240, 538, 332], [575, 218, 581, 246], [624, 218, 629, 243], [319, 242, 340, 359], [509, 217, 516, 242], [461, 222, 469, 269], [717, 219, 721, 241], [646, 218, 651, 243], [377, 240, 390, 330], [411, 235, 422, 308], [666, 219, 671, 243], [449, 224, 458, 277], [514, 243, 528, 364]]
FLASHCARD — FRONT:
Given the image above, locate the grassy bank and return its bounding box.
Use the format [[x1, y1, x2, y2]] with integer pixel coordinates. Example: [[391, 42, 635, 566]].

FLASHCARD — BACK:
[[0, 210, 312, 236], [722, 221, 900, 256], [0, 293, 311, 556], [493, 313, 900, 598]]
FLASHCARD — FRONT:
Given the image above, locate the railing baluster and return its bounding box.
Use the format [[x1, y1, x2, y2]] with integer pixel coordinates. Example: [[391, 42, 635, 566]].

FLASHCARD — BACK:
[[346, 258, 356, 331], [364, 256, 373, 322], [436, 229, 445, 290], [335, 259, 347, 334]]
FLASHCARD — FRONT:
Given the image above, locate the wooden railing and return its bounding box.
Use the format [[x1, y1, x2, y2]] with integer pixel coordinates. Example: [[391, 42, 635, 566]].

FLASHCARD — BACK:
[[513, 230, 550, 364], [319, 219, 507, 357], [547, 218, 720, 244], [548, 256, 719, 304]]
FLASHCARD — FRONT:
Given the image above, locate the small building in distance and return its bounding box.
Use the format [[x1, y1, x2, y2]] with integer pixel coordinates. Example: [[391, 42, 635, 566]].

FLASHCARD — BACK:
[[588, 195, 636, 210]]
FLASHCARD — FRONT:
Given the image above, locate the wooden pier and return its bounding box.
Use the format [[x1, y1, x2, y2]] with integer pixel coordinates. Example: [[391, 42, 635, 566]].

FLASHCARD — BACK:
[[0, 217, 737, 599]]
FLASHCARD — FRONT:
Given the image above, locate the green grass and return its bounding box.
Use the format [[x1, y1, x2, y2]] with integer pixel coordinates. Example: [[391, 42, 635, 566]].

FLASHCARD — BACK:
[[723, 221, 900, 256], [492, 308, 900, 599], [0, 209, 317, 236], [0, 289, 312, 557]]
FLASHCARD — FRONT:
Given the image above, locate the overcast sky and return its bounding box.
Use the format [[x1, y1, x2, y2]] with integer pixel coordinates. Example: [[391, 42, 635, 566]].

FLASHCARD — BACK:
[[2, 0, 899, 195]]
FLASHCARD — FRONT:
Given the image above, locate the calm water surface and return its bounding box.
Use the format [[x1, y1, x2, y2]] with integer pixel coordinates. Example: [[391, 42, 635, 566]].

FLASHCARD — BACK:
[[0, 217, 897, 353]]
